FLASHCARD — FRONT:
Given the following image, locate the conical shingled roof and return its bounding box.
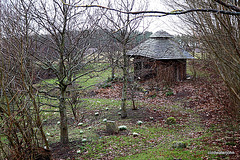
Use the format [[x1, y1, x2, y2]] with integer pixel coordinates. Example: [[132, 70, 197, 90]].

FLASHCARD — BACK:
[[127, 31, 194, 60], [149, 30, 173, 38]]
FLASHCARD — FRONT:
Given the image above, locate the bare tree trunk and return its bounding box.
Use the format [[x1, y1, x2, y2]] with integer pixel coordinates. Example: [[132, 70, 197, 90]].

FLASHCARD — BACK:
[[112, 64, 115, 79], [191, 51, 196, 80], [59, 88, 69, 144], [121, 46, 128, 118], [59, 12, 69, 142], [130, 82, 137, 110]]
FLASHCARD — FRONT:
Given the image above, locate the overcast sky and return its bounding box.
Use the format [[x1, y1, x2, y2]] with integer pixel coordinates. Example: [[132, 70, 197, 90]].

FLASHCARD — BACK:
[[95, 0, 185, 35], [145, 0, 184, 35]]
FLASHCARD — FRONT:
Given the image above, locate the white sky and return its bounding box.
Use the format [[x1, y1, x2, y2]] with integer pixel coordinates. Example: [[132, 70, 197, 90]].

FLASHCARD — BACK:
[[144, 0, 184, 35], [93, 0, 186, 35]]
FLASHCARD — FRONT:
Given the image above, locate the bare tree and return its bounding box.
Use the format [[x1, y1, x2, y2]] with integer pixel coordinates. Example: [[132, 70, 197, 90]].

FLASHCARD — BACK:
[[169, 0, 240, 108], [31, 0, 102, 144], [60, 0, 240, 113], [97, 0, 148, 118], [104, 35, 121, 80], [0, 0, 50, 159]]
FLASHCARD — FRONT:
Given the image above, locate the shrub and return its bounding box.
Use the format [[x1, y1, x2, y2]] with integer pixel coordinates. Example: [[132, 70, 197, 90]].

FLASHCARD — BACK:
[[165, 90, 174, 96], [166, 117, 176, 125]]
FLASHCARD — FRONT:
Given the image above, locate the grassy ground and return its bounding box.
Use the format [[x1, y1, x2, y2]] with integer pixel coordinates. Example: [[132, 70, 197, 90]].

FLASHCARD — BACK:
[[44, 98, 226, 159], [39, 63, 239, 159]]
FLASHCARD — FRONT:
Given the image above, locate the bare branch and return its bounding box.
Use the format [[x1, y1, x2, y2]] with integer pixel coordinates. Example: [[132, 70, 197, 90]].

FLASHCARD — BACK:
[[214, 0, 240, 12], [60, 0, 240, 16]]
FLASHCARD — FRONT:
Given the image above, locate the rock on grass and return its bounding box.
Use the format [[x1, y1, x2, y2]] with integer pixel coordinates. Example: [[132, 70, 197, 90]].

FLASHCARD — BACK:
[[106, 121, 118, 134], [172, 141, 187, 149], [137, 120, 143, 125], [133, 132, 140, 137], [118, 125, 127, 131]]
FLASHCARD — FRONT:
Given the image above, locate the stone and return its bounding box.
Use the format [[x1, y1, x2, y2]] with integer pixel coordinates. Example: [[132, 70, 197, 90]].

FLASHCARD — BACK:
[[133, 132, 140, 137], [82, 138, 87, 143], [106, 121, 118, 134], [78, 122, 83, 126], [103, 118, 107, 122], [137, 120, 143, 125], [118, 125, 127, 131], [79, 130, 84, 134], [95, 112, 99, 116], [172, 141, 186, 149]]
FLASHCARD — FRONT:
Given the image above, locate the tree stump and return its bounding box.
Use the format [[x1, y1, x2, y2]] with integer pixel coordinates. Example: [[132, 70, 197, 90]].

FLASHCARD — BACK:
[[106, 121, 118, 134]]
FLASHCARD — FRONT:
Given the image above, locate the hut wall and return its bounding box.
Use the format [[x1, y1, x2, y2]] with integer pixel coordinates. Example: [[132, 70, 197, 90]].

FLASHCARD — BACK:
[[156, 60, 187, 82], [156, 60, 174, 83], [133, 56, 156, 80], [177, 60, 186, 81], [133, 56, 187, 82]]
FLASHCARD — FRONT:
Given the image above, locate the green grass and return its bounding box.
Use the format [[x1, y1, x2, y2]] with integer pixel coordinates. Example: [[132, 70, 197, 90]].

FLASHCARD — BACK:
[[38, 66, 120, 121], [40, 92, 226, 158], [79, 122, 220, 159], [77, 68, 115, 89], [64, 102, 222, 159], [118, 148, 214, 160], [117, 128, 221, 160], [79, 98, 132, 110], [39, 64, 121, 90], [44, 124, 100, 144], [0, 134, 7, 143], [34, 62, 234, 159], [40, 96, 231, 160]]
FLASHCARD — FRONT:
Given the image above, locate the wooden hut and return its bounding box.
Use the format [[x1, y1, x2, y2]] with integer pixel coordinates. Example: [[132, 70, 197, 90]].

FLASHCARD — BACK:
[[127, 31, 194, 83]]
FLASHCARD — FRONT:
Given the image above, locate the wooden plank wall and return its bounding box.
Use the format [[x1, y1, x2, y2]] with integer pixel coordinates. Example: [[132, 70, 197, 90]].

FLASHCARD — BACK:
[[133, 56, 187, 83]]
